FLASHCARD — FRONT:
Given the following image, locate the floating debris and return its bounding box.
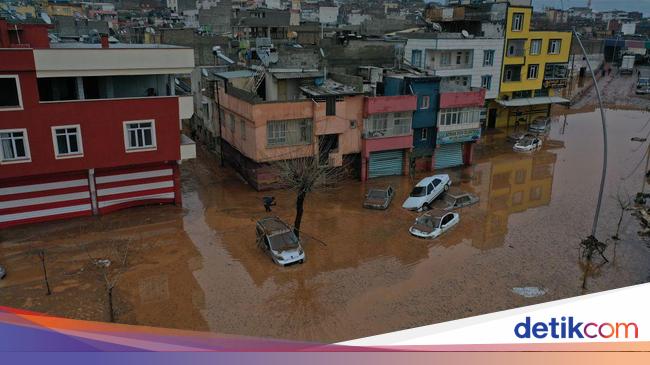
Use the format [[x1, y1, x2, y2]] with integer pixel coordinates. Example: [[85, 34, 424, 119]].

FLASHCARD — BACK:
[[512, 287, 547, 298]]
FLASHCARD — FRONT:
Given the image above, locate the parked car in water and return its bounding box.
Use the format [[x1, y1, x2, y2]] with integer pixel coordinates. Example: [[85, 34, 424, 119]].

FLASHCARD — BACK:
[[409, 210, 460, 239], [0, 265, 5, 280], [528, 117, 551, 134], [402, 174, 451, 211], [507, 131, 537, 142], [432, 189, 479, 210], [513, 137, 543, 152], [636, 78, 650, 95], [255, 217, 305, 266], [363, 186, 395, 210]]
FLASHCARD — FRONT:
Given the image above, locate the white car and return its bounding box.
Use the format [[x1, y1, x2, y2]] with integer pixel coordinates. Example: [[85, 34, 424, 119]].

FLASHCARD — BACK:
[[409, 210, 460, 239], [256, 217, 305, 266], [402, 174, 451, 211], [513, 137, 542, 152]]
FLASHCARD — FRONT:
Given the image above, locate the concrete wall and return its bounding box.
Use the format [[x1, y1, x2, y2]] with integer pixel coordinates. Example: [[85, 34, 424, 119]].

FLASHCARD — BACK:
[[159, 28, 230, 66]]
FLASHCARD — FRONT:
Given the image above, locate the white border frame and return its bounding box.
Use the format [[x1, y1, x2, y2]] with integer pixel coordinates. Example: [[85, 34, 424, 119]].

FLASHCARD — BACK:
[[0, 128, 31, 164], [51, 124, 84, 159], [0, 75, 24, 112], [123, 119, 157, 153]]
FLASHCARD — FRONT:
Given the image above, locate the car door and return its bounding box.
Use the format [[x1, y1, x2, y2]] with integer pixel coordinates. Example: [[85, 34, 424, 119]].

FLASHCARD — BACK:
[[440, 214, 453, 232], [426, 183, 434, 203]]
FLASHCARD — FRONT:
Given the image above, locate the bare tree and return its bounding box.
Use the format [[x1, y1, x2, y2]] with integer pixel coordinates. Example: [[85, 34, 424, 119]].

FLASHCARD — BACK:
[[84, 240, 131, 323], [579, 235, 608, 290], [273, 146, 347, 238], [27, 247, 52, 296], [613, 189, 633, 240]]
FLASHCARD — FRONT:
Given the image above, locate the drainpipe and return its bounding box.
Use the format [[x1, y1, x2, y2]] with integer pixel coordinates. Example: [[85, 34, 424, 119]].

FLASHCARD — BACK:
[[88, 169, 98, 215]]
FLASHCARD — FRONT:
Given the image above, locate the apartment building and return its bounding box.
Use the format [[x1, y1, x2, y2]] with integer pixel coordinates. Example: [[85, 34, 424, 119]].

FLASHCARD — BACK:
[[490, 5, 572, 128], [0, 18, 195, 228]]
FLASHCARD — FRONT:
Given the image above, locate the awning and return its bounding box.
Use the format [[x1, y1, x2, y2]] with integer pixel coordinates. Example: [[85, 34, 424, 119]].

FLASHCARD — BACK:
[[496, 96, 570, 107]]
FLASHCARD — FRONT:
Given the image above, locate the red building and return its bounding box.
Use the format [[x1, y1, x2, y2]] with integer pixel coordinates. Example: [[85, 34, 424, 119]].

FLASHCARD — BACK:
[[0, 18, 195, 228]]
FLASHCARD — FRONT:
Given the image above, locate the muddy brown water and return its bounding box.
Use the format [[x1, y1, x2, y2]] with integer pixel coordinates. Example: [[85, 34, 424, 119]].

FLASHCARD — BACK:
[[2, 108, 650, 343]]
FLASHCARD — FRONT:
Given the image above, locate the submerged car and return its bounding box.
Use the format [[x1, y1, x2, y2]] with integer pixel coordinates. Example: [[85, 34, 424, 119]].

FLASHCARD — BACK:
[[363, 186, 395, 210], [507, 131, 536, 142], [409, 210, 460, 239], [432, 189, 479, 210], [255, 217, 305, 266], [513, 137, 542, 152], [402, 174, 451, 211], [636, 78, 650, 95], [528, 117, 551, 134]]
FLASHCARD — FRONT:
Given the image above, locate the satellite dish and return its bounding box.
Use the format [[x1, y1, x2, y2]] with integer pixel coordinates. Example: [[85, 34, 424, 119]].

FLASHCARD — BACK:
[[202, 69, 209, 77], [461, 30, 469, 38]]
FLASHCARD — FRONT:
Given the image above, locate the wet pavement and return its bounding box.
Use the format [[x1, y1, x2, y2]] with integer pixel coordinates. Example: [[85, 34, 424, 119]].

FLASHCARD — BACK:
[[2, 107, 650, 343]]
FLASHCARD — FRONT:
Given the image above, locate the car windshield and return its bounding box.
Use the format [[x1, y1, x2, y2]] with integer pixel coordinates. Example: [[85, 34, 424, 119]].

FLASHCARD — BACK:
[[519, 138, 534, 146], [268, 231, 299, 252], [410, 186, 426, 197], [416, 215, 441, 228], [368, 190, 386, 199]]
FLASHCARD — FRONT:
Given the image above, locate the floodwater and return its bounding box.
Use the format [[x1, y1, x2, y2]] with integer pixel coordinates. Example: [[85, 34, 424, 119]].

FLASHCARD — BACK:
[[2, 107, 650, 343]]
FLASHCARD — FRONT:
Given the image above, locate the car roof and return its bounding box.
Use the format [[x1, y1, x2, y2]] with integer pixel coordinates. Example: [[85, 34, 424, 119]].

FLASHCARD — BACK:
[[416, 174, 448, 186], [257, 216, 291, 235]]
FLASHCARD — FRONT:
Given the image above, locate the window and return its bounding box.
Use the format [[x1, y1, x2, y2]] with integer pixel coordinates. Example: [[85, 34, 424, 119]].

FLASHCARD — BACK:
[[440, 52, 451, 66], [325, 97, 336, 116], [530, 39, 542, 55], [0, 75, 23, 110], [124, 120, 156, 151], [267, 119, 312, 147], [481, 75, 492, 90], [483, 50, 495, 66], [438, 108, 483, 126], [0, 129, 30, 163], [52, 125, 83, 158], [421, 128, 428, 141], [528, 64, 539, 79], [512, 12, 524, 31], [420, 95, 430, 109], [365, 112, 412, 137], [548, 39, 562, 54], [411, 49, 422, 68], [504, 65, 522, 82], [228, 114, 235, 130], [506, 39, 526, 57], [456, 51, 463, 65], [240, 120, 246, 140]]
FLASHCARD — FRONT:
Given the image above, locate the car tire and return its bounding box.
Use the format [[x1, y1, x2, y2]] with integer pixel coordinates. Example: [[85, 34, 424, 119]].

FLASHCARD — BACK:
[[423, 202, 431, 210], [300, 259, 304, 264], [444, 184, 450, 191]]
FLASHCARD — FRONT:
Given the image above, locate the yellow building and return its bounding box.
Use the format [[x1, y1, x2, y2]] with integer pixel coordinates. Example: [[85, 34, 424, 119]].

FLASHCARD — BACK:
[[488, 5, 572, 128], [46, 2, 84, 17]]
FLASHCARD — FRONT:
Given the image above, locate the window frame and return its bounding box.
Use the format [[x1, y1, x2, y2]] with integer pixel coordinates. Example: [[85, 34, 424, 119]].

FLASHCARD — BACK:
[[420, 128, 428, 141], [481, 75, 492, 90], [548, 39, 562, 54], [527, 64, 539, 79], [512, 12, 524, 32], [123, 120, 157, 152], [420, 95, 430, 110], [530, 39, 542, 55], [51, 124, 84, 159], [0, 75, 24, 111], [0, 128, 31, 164], [483, 50, 494, 66]]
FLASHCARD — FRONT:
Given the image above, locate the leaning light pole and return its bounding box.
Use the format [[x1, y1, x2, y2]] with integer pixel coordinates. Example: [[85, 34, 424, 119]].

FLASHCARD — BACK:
[[573, 29, 608, 238], [573, 29, 609, 290]]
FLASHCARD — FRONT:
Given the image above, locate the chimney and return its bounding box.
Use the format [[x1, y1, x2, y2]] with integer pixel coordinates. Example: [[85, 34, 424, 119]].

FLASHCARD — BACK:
[[100, 33, 109, 48]]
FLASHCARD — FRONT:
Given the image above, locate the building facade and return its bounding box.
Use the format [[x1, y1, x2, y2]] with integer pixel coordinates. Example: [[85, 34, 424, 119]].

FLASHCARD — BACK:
[[0, 19, 195, 228], [490, 5, 571, 128]]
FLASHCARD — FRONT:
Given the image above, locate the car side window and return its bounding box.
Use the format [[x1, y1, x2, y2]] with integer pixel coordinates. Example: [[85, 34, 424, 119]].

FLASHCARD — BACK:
[[442, 214, 452, 225], [433, 179, 441, 186], [427, 183, 433, 194]]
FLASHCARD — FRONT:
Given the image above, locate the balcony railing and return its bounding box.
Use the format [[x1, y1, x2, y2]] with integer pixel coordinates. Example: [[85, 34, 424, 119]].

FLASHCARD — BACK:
[[363, 124, 411, 139]]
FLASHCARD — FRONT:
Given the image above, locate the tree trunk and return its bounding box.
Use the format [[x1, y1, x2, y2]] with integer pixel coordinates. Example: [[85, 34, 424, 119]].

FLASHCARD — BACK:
[[294, 192, 306, 238], [614, 209, 624, 239], [40, 252, 51, 296], [107, 287, 115, 323]]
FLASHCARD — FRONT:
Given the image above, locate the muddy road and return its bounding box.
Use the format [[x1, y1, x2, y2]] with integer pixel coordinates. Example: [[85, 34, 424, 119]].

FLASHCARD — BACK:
[[2, 108, 650, 343]]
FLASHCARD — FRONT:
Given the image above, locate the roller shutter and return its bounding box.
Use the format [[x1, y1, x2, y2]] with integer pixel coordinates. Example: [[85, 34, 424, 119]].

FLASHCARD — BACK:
[[368, 150, 404, 178], [434, 143, 463, 170]]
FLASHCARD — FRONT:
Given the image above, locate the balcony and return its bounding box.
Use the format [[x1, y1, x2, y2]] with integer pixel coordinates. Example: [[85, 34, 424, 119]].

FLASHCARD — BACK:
[[364, 95, 417, 116], [440, 87, 486, 109], [363, 124, 411, 139]]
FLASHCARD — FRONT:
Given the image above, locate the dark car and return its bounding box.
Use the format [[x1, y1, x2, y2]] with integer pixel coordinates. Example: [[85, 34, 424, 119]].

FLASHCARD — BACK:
[[255, 217, 305, 266], [363, 186, 395, 210], [0, 265, 5, 280], [432, 190, 479, 211]]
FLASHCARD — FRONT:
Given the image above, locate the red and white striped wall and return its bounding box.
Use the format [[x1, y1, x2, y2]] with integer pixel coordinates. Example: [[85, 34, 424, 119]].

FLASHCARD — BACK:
[[0, 163, 181, 228], [94, 164, 178, 215], [0, 173, 93, 229]]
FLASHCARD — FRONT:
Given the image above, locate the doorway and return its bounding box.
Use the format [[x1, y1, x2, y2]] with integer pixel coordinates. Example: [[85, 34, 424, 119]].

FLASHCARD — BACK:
[[318, 134, 339, 166], [487, 108, 497, 129]]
